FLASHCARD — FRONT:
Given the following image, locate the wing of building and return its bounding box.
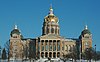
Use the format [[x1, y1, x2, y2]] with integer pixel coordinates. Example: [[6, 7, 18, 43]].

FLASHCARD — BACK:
[[9, 6, 92, 60]]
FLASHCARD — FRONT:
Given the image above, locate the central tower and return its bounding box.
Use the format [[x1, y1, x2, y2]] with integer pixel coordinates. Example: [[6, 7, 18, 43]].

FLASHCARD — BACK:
[[42, 6, 60, 35]]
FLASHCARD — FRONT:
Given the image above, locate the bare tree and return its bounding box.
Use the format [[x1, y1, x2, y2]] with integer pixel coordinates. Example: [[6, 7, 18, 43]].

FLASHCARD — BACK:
[[2, 48, 7, 60], [62, 46, 78, 62], [68, 47, 78, 62], [96, 51, 100, 60], [23, 44, 29, 60], [4, 40, 10, 61], [83, 48, 95, 62], [28, 40, 36, 62]]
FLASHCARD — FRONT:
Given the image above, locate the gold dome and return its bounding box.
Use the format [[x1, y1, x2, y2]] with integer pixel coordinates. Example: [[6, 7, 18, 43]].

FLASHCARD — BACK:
[[45, 14, 58, 23], [44, 6, 58, 23]]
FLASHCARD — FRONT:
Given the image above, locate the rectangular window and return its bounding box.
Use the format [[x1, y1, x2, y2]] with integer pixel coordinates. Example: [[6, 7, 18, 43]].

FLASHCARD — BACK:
[[45, 45, 48, 51], [57, 41, 60, 51], [53, 42, 56, 51], [41, 46, 44, 51], [49, 40, 52, 51], [49, 45, 52, 51]]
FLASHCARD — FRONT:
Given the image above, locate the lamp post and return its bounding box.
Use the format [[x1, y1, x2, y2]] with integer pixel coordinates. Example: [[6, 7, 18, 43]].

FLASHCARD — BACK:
[[95, 44, 96, 62]]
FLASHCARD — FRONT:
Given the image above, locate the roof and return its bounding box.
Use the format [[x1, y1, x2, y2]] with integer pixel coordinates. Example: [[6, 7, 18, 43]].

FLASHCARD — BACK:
[[39, 34, 63, 39], [10, 29, 20, 35], [81, 25, 91, 35], [64, 38, 77, 42], [81, 29, 91, 35]]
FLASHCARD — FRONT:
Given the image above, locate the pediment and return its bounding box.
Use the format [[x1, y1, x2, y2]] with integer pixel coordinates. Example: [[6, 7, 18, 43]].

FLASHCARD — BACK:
[[39, 34, 63, 40]]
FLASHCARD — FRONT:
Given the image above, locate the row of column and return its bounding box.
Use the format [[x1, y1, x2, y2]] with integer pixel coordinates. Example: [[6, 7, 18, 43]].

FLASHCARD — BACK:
[[43, 25, 59, 35], [40, 52, 60, 58], [39, 40, 61, 58], [64, 45, 75, 52], [40, 40, 60, 52]]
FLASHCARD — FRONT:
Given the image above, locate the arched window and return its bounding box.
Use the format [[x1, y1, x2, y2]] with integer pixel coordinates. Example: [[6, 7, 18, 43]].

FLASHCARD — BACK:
[[45, 52, 48, 58], [53, 52, 56, 58], [45, 42, 48, 51], [55, 28, 57, 34], [57, 41, 60, 51], [47, 27, 49, 34], [53, 42, 56, 51], [49, 41, 52, 51], [66, 45, 68, 52], [49, 52, 52, 58], [51, 28, 54, 33], [41, 42, 44, 51], [85, 42, 89, 48], [41, 52, 44, 58], [58, 29, 59, 34], [57, 52, 60, 57], [42, 46, 44, 51], [69, 45, 71, 52]]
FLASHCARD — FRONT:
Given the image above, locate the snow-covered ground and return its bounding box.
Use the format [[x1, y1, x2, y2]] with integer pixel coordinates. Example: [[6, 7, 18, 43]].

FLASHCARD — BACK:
[[0, 59, 100, 62]]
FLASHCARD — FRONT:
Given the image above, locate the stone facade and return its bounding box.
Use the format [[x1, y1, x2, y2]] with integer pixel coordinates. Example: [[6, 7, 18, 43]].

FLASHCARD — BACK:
[[79, 25, 92, 52], [36, 6, 80, 59], [9, 25, 36, 60], [9, 6, 92, 60], [63, 39, 76, 55], [10, 26, 23, 59]]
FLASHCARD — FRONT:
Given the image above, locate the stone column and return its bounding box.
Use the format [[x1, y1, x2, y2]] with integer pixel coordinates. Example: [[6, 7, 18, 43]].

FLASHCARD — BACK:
[[40, 40, 41, 58], [53, 27, 55, 34], [52, 40, 53, 51], [44, 40, 45, 58], [44, 40, 45, 51], [56, 40, 57, 58], [60, 41, 62, 58], [48, 40, 49, 58], [45, 27, 46, 34], [48, 40, 49, 51], [56, 27, 58, 35], [56, 40, 57, 51], [50, 25, 51, 34], [48, 52, 49, 58], [52, 40, 53, 58], [52, 52, 53, 58], [44, 52, 45, 58], [40, 52, 41, 59], [36, 39, 38, 58], [56, 52, 57, 58], [40, 40, 41, 51], [64, 41, 65, 51]]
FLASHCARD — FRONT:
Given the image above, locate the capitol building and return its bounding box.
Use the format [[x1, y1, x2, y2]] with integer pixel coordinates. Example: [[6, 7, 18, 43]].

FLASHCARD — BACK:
[[9, 6, 92, 60]]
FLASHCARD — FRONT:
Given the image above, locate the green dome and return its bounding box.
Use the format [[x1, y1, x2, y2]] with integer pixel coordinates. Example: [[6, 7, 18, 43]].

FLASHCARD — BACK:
[[10, 29, 20, 35], [81, 29, 91, 35]]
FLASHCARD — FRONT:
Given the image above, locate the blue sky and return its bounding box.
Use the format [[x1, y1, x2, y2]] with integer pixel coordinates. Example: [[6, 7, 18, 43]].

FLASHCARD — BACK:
[[0, 0, 100, 51]]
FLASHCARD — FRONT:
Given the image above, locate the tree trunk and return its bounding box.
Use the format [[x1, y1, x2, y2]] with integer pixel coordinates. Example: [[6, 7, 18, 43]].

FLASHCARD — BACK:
[[30, 59, 31, 62], [89, 59, 91, 62]]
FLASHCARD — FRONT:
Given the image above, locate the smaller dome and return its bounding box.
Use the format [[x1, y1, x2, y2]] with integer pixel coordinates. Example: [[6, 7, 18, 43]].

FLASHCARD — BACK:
[[11, 29, 20, 35], [81, 25, 91, 35], [10, 25, 20, 36], [81, 29, 91, 35]]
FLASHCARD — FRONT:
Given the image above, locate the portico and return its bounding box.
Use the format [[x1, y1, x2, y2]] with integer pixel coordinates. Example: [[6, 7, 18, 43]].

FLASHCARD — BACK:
[[39, 39, 61, 58]]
